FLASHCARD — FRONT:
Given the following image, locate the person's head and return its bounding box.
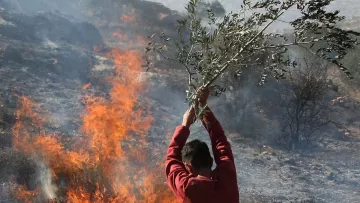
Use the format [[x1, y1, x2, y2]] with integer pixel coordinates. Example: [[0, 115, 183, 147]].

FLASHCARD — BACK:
[[181, 139, 213, 174]]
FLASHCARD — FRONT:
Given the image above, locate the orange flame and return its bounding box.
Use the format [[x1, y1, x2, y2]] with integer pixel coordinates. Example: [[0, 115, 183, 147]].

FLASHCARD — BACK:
[[121, 14, 135, 23], [10, 47, 177, 202], [93, 46, 101, 53], [112, 29, 128, 41], [12, 184, 39, 203], [82, 83, 91, 90]]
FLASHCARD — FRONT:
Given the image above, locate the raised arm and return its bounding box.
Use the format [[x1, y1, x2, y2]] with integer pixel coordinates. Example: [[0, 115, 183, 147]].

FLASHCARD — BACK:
[[165, 126, 190, 200], [201, 107, 235, 165], [165, 108, 196, 200], [196, 88, 235, 165]]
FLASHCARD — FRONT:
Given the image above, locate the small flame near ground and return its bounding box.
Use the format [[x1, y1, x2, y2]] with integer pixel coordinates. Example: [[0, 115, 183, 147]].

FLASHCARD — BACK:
[[120, 14, 136, 23], [10, 46, 177, 202], [82, 83, 91, 90]]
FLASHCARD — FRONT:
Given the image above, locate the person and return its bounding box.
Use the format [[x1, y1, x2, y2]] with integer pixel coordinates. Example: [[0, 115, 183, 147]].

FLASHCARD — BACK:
[[165, 88, 239, 203]]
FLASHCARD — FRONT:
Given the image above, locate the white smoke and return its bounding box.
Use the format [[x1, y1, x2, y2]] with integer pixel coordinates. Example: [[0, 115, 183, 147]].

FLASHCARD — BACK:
[[38, 162, 58, 200]]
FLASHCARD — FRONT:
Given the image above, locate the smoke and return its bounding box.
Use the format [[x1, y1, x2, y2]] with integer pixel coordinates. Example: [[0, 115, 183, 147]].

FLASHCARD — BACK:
[[38, 162, 57, 200], [1, 0, 359, 202], [0, 0, 87, 20]]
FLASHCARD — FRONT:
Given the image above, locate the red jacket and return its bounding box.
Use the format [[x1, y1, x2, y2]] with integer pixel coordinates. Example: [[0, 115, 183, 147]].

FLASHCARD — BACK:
[[166, 108, 239, 203]]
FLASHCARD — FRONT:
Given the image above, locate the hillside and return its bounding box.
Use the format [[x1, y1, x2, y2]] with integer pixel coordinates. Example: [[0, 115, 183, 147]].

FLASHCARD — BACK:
[[0, 0, 359, 202]]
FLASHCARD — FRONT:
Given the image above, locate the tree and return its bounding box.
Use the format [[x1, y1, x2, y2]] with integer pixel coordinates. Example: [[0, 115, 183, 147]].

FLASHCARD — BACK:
[[147, 0, 360, 113], [280, 59, 331, 149]]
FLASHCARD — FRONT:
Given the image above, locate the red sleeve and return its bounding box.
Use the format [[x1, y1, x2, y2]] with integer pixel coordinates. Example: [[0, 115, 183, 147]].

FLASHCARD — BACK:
[[165, 125, 192, 200], [202, 108, 239, 202], [201, 107, 235, 165]]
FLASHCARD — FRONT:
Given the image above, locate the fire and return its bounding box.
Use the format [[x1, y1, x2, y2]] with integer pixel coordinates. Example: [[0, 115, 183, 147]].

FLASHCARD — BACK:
[[9, 45, 177, 202], [82, 83, 91, 90], [120, 14, 135, 23], [93, 46, 101, 53], [11, 183, 39, 203], [112, 29, 128, 41]]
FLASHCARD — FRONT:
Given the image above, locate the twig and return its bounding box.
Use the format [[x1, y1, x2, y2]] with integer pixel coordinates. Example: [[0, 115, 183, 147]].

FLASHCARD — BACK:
[[153, 47, 177, 61], [275, 19, 291, 24], [251, 39, 321, 50], [296, 44, 350, 76], [297, 44, 319, 58], [184, 45, 195, 88], [204, 11, 286, 88]]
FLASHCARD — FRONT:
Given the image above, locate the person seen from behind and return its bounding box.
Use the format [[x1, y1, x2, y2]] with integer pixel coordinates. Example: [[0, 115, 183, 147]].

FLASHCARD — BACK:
[[165, 88, 239, 203]]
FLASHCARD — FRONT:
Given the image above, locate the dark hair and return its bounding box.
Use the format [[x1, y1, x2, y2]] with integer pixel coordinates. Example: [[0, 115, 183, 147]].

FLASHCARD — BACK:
[[181, 139, 213, 169]]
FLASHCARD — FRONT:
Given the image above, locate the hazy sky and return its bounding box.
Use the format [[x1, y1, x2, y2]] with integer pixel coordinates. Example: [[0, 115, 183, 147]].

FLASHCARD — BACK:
[[149, 0, 360, 18]]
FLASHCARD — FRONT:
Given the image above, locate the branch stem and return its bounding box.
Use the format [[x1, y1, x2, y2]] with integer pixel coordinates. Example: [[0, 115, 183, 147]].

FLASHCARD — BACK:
[[203, 11, 285, 88], [251, 40, 321, 50]]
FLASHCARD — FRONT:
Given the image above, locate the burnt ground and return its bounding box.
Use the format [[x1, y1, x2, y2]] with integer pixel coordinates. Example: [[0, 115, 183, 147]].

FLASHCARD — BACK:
[[0, 1, 360, 203], [0, 11, 96, 139]]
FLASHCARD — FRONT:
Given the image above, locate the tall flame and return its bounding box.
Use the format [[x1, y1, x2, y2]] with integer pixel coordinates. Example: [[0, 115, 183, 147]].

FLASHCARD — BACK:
[[10, 47, 177, 202]]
